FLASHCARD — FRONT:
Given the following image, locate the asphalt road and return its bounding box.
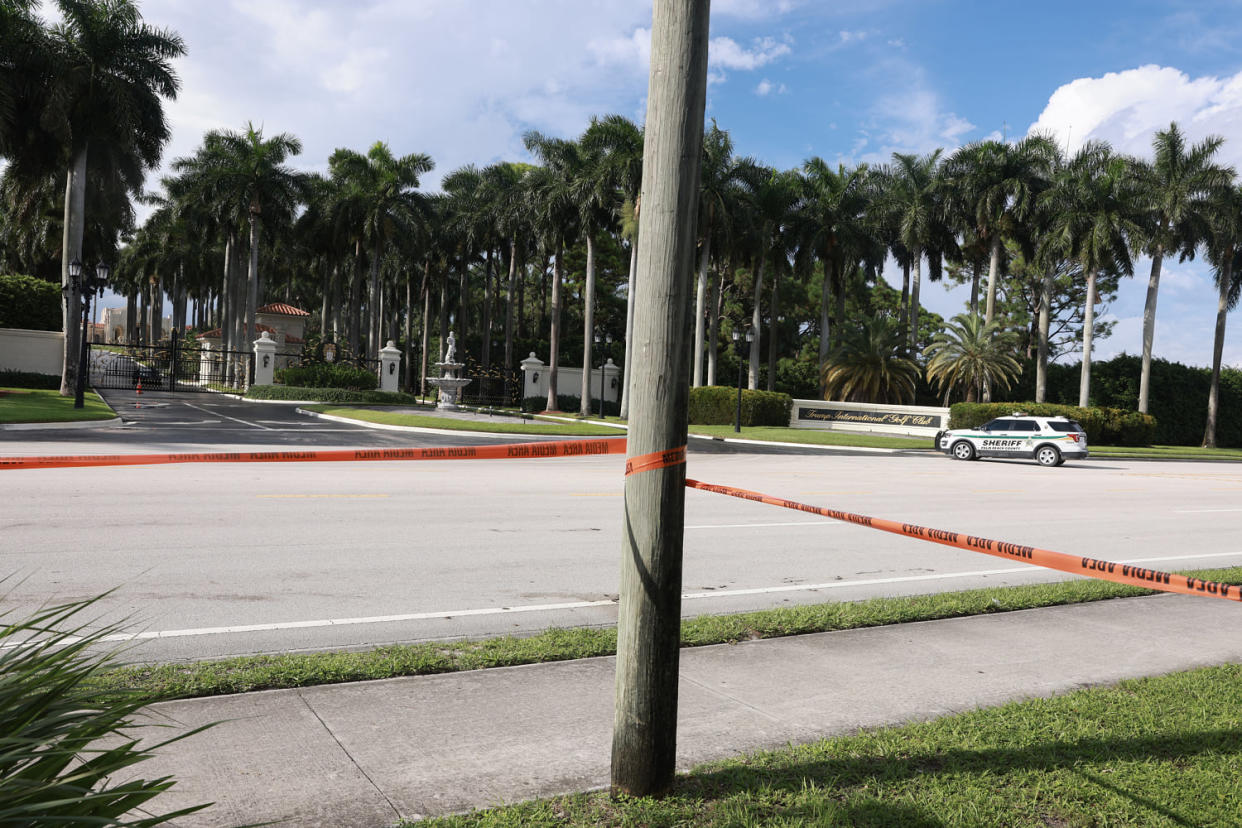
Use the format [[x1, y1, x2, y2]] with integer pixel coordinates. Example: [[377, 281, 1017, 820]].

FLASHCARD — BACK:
[[3, 389, 1241, 663]]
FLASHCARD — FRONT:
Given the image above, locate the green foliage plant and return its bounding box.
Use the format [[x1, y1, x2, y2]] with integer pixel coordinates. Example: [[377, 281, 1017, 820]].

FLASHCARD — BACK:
[[0, 591, 210, 825], [949, 401, 1156, 446], [246, 384, 415, 404], [0, 274, 60, 331], [924, 312, 1022, 403], [0, 370, 61, 390], [821, 313, 919, 404], [273, 363, 378, 390], [687, 386, 792, 426]]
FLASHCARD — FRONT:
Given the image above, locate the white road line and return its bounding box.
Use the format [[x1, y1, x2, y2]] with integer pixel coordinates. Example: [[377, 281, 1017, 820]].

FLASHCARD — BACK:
[[181, 401, 273, 430], [1174, 508, 1242, 513], [43, 549, 1238, 646], [686, 521, 841, 529]]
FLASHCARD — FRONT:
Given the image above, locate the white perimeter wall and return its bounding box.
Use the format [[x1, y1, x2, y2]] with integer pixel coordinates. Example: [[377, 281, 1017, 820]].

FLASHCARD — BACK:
[[0, 328, 63, 375]]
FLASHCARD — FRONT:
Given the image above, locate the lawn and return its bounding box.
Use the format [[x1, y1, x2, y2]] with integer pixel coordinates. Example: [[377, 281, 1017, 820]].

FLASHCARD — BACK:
[[89, 566, 1242, 705], [303, 405, 624, 436], [0, 387, 115, 424], [414, 663, 1242, 827], [690, 424, 933, 450]]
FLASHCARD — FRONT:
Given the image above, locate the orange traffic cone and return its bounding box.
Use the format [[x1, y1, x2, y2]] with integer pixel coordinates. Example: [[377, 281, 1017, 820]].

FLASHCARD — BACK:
[[136, 380, 142, 395]]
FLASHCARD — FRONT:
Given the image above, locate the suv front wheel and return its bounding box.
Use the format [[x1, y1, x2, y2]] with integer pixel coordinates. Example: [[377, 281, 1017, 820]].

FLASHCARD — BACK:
[[951, 441, 976, 461], [1035, 445, 1061, 467]]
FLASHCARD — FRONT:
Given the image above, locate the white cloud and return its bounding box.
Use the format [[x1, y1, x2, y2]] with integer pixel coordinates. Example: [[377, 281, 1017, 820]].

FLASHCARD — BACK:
[[710, 35, 792, 72], [1028, 64, 1242, 171], [755, 78, 788, 96], [838, 30, 868, 44]]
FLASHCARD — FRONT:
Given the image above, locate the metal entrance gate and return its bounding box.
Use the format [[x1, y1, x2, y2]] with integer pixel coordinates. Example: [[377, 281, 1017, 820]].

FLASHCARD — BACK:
[[88, 336, 254, 392]]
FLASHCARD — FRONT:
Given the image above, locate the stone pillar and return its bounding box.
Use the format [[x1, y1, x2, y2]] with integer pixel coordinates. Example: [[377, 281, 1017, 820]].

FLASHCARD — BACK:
[[379, 339, 402, 393], [602, 358, 621, 403], [198, 339, 213, 386], [520, 352, 545, 402], [253, 331, 277, 386]]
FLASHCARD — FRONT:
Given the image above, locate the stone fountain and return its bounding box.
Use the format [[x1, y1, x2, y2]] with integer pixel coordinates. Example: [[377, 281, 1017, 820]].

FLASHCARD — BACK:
[[424, 330, 471, 411]]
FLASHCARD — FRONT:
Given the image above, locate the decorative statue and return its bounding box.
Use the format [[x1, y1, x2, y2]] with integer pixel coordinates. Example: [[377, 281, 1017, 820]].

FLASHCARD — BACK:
[[444, 330, 457, 363]]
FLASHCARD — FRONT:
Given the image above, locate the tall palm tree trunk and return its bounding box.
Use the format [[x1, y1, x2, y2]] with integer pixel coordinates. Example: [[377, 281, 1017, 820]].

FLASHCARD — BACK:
[[221, 237, 232, 352], [908, 252, 922, 350], [620, 239, 638, 418], [1078, 267, 1099, 408], [482, 247, 494, 368], [985, 235, 1002, 325], [404, 271, 413, 391], [749, 254, 766, 389], [692, 235, 711, 386], [246, 216, 260, 349], [580, 234, 597, 416], [369, 238, 383, 358], [59, 147, 88, 395], [420, 259, 431, 398], [1203, 255, 1232, 448], [707, 265, 721, 385], [818, 258, 834, 396], [437, 267, 448, 361], [897, 261, 910, 340], [546, 241, 564, 411], [970, 254, 983, 316], [320, 264, 332, 341], [1138, 246, 1165, 414], [1035, 265, 1052, 403], [504, 239, 517, 369], [766, 269, 780, 391]]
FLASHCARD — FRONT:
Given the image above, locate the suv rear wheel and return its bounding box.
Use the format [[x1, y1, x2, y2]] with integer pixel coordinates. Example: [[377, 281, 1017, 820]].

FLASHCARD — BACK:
[[951, 440, 976, 461], [1036, 445, 1061, 467]]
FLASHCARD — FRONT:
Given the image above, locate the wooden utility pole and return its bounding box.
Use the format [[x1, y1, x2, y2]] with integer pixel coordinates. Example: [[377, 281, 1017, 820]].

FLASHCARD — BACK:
[[611, 0, 710, 798]]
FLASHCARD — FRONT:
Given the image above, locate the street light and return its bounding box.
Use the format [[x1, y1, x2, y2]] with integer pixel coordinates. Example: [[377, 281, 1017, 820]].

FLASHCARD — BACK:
[[594, 331, 612, 419], [733, 326, 754, 433], [68, 260, 109, 408]]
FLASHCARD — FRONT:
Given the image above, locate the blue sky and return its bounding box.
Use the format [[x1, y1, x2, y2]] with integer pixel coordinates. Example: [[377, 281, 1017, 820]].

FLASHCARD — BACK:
[[62, 0, 1242, 368]]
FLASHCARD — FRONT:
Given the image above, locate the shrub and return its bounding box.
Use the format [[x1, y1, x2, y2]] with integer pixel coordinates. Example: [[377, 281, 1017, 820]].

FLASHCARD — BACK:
[[688, 386, 793, 427], [0, 592, 210, 824], [246, 385, 418, 404], [274, 363, 377, 390], [522, 394, 620, 417], [0, 370, 60, 390], [948, 401, 1156, 446], [0, 273, 60, 331]]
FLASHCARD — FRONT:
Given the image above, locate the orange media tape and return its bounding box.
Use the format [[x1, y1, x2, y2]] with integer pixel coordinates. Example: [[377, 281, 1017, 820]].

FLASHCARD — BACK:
[[685, 478, 1242, 603], [624, 445, 687, 476], [0, 437, 628, 471]]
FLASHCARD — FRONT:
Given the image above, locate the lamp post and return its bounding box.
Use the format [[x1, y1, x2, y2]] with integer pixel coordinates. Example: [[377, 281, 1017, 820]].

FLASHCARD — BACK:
[[733, 326, 753, 433], [68, 260, 110, 408]]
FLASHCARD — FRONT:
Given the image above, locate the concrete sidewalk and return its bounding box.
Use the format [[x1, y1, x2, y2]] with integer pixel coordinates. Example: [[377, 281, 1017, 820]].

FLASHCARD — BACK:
[[133, 594, 1242, 827]]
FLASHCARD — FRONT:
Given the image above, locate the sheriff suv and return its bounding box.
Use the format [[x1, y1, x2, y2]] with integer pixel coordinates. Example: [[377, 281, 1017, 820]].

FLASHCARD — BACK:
[[935, 415, 1088, 466]]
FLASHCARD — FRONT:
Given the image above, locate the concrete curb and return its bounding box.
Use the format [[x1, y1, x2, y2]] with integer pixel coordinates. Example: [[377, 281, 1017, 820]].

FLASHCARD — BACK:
[[294, 407, 546, 439], [0, 416, 123, 431]]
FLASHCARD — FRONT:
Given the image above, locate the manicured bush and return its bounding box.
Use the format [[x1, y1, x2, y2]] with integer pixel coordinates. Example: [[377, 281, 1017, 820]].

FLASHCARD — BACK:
[[689, 385, 793, 427], [274, 363, 377, 390], [246, 385, 418, 404], [0, 273, 61, 331], [948, 401, 1157, 446], [0, 370, 60, 389], [522, 394, 620, 417]]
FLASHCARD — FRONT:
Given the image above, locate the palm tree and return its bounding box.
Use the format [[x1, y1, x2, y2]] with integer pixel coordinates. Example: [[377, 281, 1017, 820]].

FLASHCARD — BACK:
[[924, 312, 1022, 404], [1202, 185, 1242, 447], [40, 0, 184, 394], [0, 0, 46, 163], [523, 132, 582, 410], [821, 313, 919, 404], [330, 141, 433, 358], [737, 164, 800, 389], [197, 124, 307, 353], [798, 158, 876, 393], [1042, 143, 1142, 407], [943, 135, 1058, 328], [1133, 123, 1234, 413], [872, 149, 956, 349], [691, 120, 744, 386]]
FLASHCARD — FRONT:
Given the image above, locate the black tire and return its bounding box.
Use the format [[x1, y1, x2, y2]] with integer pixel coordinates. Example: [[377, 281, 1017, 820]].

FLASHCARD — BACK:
[[933, 430, 945, 449], [1036, 445, 1061, 467], [951, 440, 976, 461]]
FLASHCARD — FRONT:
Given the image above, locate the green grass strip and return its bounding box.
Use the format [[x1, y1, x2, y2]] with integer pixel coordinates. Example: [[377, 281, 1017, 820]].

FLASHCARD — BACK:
[[0, 387, 115, 423], [415, 662, 1242, 826], [689, 424, 932, 449], [1090, 444, 1242, 461], [304, 405, 623, 436], [89, 566, 1242, 706]]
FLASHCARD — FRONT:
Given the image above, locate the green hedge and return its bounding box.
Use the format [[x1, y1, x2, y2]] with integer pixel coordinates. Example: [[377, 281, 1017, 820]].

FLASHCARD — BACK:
[[0, 370, 61, 390], [274, 363, 377, 390], [246, 385, 417, 404], [948, 402, 1156, 446], [0, 273, 60, 331], [522, 395, 620, 417], [688, 386, 792, 427]]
